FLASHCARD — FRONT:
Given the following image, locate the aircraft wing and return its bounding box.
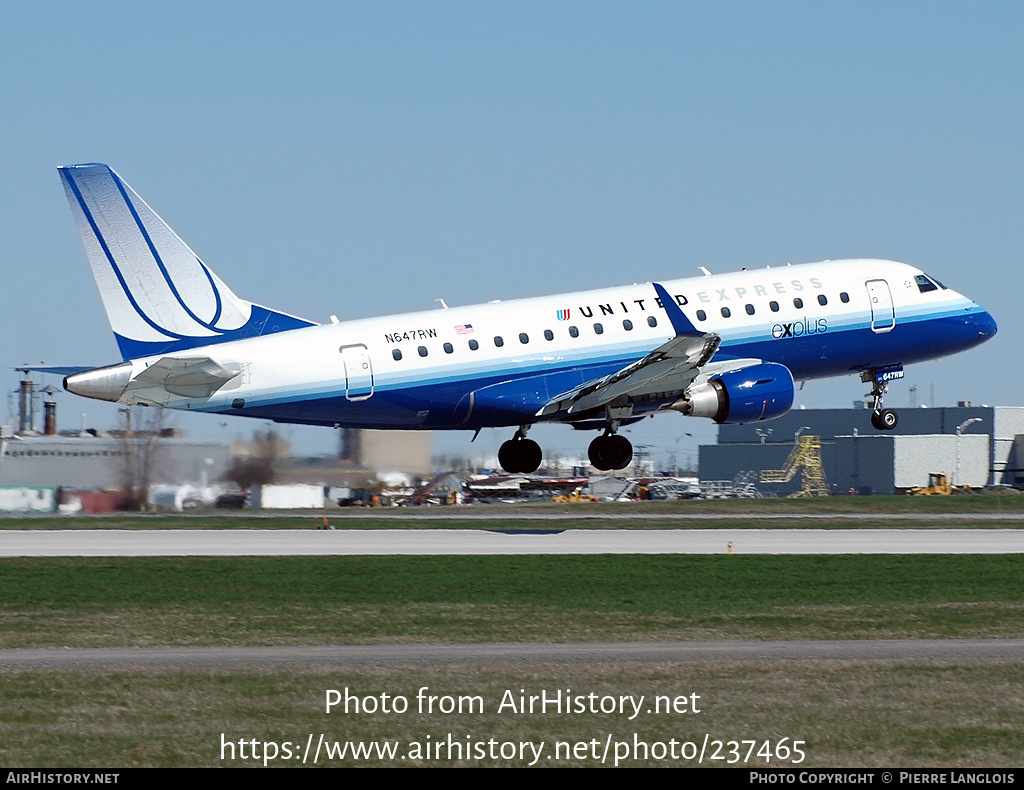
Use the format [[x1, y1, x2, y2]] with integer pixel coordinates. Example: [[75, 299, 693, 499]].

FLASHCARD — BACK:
[[537, 332, 720, 417], [536, 282, 721, 418]]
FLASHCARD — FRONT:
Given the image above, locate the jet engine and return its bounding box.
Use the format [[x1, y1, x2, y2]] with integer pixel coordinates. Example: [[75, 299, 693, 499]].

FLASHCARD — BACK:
[[672, 362, 794, 424]]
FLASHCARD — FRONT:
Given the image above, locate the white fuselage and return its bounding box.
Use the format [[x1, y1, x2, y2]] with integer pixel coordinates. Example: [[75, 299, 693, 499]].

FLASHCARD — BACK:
[[97, 259, 993, 431]]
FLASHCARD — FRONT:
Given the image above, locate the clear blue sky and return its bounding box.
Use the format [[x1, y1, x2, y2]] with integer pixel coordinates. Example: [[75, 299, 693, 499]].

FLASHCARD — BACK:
[[2, 1, 1020, 464]]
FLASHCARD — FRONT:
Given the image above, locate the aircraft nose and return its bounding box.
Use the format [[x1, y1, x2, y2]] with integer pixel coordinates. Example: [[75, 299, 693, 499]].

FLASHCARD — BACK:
[[974, 309, 998, 339]]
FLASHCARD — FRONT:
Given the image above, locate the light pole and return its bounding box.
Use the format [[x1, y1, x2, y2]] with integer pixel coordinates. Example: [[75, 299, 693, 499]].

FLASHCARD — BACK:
[[955, 417, 982, 486], [669, 433, 692, 474]]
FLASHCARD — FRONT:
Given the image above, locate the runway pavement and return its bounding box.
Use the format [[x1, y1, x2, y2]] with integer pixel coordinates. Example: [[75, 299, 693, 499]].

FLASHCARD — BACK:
[[4, 639, 1024, 669], [3, 528, 1024, 556]]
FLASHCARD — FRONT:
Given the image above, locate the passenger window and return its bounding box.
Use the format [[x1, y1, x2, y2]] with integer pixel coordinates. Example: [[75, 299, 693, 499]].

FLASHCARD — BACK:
[[696, 310, 707, 321], [770, 301, 780, 312], [622, 319, 633, 331], [817, 294, 827, 306], [794, 298, 803, 309], [721, 307, 731, 318], [468, 339, 479, 350], [519, 333, 529, 344], [543, 329, 554, 341], [569, 326, 580, 338], [647, 316, 658, 328], [443, 342, 453, 354], [392, 349, 402, 361], [494, 336, 504, 347], [417, 346, 428, 357], [594, 323, 604, 335], [840, 292, 850, 303], [745, 304, 755, 315]]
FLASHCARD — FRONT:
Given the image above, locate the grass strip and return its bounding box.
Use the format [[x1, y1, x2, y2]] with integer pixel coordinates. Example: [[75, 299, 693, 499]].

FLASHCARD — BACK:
[[2, 662, 1023, 767], [2, 555, 1023, 647]]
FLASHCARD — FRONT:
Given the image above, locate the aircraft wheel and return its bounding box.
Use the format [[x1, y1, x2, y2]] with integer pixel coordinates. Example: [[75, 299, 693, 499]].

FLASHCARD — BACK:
[[879, 409, 898, 430], [517, 439, 543, 473], [605, 435, 633, 470], [498, 440, 517, 473], [588, 437, 611, 471], [588, 435, 633, 471], [498, 439, 543, 473], [870, 411, 883, 430]]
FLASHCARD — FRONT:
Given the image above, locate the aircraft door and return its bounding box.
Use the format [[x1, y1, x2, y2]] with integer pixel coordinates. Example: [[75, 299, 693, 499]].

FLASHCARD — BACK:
[[339, 344, 374, 401], [866, 279, 895, 333]]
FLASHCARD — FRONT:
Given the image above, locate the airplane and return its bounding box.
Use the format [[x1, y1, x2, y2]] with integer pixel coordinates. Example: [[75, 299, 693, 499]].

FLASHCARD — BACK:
[[52, 163, 997, 473]]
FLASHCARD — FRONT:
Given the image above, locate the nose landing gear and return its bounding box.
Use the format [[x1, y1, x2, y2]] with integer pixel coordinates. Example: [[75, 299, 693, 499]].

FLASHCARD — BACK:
[[871, 408, 899, 430], [862, 368, 901, 431]]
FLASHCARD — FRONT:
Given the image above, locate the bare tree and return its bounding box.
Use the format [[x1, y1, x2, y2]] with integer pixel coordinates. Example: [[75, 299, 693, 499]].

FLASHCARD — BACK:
[[222, 429, 281, 490], [114, 406, 168, 510]]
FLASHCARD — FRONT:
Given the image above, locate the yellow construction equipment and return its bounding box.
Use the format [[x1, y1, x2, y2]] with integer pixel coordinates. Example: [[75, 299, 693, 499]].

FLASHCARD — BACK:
[[910, 473, 952, 495], [552, 488, 600, 504], [908, 473, 972, 496], [759, 435, 830, 497]]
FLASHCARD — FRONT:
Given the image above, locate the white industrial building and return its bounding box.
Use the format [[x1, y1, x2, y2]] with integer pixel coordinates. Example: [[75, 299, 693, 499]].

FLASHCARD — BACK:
[[830, 433, 989, 493], [0, 434, 232, 490]]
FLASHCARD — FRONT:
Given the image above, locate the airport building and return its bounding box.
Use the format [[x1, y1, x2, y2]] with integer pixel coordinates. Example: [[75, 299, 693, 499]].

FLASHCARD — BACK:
[[699, 406, 1024, 495], [0, 432, 232, 490], [0, 378, 232, 502]]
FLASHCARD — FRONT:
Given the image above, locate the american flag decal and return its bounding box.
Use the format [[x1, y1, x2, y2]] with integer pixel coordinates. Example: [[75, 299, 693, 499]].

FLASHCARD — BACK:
[[556, 309, 571, 321], [455, 324, 474, 335]]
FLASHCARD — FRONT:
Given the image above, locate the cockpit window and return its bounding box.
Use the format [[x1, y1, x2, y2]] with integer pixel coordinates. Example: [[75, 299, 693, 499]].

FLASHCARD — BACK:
[[915, 274, 938, 293]]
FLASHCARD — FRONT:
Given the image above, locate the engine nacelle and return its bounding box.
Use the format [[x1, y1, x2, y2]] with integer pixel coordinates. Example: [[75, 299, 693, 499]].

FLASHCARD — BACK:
[[674, 362, 794, 424]]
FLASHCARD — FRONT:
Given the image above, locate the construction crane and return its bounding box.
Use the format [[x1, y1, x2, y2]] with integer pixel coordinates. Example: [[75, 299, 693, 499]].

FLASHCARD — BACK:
[[759, 435, 830, 497]]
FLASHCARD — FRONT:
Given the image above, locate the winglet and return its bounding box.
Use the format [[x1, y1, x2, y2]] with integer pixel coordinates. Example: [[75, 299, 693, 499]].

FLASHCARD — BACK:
[[653, 282, 699, 335]]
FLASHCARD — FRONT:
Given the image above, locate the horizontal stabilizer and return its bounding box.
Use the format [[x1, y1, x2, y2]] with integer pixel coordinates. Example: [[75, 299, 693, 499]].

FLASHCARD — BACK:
[[15, 365, 96, 378], [64, 355, 240, 403], [132, 356, 241, 399]]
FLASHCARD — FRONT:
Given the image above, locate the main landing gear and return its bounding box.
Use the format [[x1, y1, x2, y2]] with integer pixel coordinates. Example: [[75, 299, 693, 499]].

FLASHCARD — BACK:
[[862, 370, 899, 431], [588, 430, 633, 471], [498, 426, 543, 474], [496, 423, 636, 474]]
